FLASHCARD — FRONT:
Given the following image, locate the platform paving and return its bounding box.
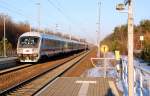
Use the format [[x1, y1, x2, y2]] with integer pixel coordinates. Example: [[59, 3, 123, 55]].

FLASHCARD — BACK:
[[36, 77, 121, 96], [0, 57, 17, 70], [0, 57, 17, 62]]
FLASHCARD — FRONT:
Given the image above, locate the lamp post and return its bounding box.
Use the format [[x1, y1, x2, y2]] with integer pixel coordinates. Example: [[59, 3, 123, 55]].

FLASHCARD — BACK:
[[69, 25, 72, 40], [36, 0, 41, 32], [116, 0, 134, 96], [3, 15, 7, 57], [97, 1, 101, 58], [127, 1, 134, 96]]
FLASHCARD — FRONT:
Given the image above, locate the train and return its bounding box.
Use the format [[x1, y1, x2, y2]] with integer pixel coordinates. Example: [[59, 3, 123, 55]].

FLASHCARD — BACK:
[[17, 32, 88, 62]]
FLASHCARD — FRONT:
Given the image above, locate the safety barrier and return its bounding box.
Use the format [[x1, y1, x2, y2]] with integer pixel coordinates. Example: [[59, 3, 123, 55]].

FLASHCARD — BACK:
[[90, 57, 117, 78], [121, 59, 150, 96]]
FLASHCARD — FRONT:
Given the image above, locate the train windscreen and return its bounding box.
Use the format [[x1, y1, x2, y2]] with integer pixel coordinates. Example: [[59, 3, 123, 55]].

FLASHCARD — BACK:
[[19, 36, 39, 48]]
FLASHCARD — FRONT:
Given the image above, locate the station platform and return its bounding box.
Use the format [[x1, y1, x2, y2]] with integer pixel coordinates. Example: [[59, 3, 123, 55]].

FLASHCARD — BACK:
[[36, 77, 121, 96], [0, 57, 17, 62], [0, 57, 17, 70]]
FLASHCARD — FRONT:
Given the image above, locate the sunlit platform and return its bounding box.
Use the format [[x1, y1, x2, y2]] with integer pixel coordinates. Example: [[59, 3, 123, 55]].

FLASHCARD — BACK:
[[35, 77, 122, 96]]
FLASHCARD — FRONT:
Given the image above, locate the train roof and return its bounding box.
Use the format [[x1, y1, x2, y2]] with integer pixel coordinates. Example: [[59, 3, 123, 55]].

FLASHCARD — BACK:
[[20, 32, 41, 37], [19, 32, 84, 44]]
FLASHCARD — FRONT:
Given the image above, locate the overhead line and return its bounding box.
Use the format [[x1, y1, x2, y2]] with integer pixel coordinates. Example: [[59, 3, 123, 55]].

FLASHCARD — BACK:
[[1, 0, 23, 13], [0, 1, 36, 22], [47, 0, 72, 24], [47, 0, 91, 40]]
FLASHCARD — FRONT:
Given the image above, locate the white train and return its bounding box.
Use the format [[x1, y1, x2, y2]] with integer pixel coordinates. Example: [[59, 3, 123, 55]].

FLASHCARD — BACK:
[[17, 32, 87, 62]]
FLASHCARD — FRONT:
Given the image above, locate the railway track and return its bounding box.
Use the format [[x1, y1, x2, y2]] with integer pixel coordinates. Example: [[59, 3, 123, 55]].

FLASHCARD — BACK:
[[0, 50, 90, 95], [0, 64, 32, 75]]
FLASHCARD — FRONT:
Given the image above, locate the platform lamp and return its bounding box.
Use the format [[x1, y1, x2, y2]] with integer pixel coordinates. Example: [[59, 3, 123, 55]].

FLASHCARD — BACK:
[[116, 0, 134, 96]]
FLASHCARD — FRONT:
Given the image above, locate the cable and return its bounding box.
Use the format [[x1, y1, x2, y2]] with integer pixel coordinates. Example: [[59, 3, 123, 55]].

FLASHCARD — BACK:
[[47, 0, 91, 41], [0, 0, 36, 21], [47, 0, 72, 23]]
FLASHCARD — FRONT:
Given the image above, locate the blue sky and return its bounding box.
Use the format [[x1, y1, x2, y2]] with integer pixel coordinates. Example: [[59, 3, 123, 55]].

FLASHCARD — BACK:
[[0, 0, 150, 44]]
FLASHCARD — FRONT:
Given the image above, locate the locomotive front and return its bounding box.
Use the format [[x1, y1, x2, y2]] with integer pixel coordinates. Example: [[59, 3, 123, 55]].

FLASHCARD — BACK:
[[17, 35, 40, 62]]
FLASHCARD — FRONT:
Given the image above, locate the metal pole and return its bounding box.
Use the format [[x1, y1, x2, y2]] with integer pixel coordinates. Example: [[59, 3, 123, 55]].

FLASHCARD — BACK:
[[30, 24, 31, 32], [97, 30, 100, 57], [104, 52, 106, 78], [98, 2, 101, 57], [127, 0, 134, 96], [69, 25, 71, 40], [141, 40, 142, 49], [3, 15, 6, 57], [140, 71, 143, 96], [55, 24, 58, 33], [97, 1, 101, 57], [37, 0, 41, 32]]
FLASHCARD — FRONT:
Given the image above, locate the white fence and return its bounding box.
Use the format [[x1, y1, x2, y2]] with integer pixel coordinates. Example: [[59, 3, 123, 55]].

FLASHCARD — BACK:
[[90, 57, 118, 78], [121, 59, 150, 96]]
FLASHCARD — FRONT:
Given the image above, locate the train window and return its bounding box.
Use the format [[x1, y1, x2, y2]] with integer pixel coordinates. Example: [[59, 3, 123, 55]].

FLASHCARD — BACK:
[[42, 39, 57, 49], [48, 39, 56, 47], [19, 36, 39, 48], [55, 40, 60, 48]]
